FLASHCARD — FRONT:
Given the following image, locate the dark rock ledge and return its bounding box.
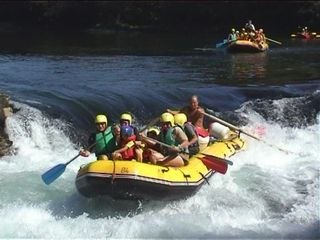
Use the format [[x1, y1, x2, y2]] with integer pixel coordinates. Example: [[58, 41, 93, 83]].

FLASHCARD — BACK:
[[0, 93, 16, 156]]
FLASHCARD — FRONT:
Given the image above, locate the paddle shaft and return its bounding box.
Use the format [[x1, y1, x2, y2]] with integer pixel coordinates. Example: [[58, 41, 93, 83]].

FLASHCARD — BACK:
[[141, 135, 186, 153], [202, 153, 233, 166], [141, 135, 233, 167], [266, 37, 282, 45], [65, 140, 97, 165], [139, 116, 159, 133], [202, 112, 294, 155], [216, 39, 236, 48]]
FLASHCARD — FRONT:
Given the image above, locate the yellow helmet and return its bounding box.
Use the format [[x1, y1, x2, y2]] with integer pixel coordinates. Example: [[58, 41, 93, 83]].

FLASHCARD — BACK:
[[174, 113, 187, 127], [120, 113, 132, 124], [160, 112, 174, 126], [95, 114, 107, 124], [231, 28, 235, 32], [147, 126, 160, 135]]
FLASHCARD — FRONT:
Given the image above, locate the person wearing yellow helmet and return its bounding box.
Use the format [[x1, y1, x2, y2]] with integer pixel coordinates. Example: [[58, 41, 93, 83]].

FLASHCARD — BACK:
[[143, 112, 189, 167], [119, 112, 138, 138], [239, 28, 246, 40], [258, 28, 266, 43], [79, 114, 118, 160], [120, 112, 132, 126], [228, 28, 237, 42], [147, 126, 160, 139], [106, 111, 145, 162], [112, 125, 140, 161], [158, 112, 187, 145], [139, 126, 161, 161], [174, 113, 200, 156]]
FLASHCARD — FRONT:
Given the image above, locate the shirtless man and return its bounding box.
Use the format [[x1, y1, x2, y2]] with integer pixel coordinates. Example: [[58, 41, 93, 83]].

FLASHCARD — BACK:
[[167, 95, 209, 150]]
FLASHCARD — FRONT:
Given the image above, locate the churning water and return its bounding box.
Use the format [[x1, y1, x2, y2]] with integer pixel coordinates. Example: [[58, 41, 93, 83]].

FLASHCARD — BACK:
[[0, 32, 319, 238]]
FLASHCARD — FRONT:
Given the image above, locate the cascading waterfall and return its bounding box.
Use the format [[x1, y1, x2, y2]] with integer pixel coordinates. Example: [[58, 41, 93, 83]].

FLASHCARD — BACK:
[[0, 94, 318, 238]]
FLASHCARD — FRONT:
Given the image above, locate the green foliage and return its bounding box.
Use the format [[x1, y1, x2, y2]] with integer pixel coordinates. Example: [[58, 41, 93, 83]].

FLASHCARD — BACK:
[[0, 1, 319, 32]]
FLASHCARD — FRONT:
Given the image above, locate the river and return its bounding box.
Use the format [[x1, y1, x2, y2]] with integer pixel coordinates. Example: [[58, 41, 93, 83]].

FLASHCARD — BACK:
[[0, 30, 319, 238]]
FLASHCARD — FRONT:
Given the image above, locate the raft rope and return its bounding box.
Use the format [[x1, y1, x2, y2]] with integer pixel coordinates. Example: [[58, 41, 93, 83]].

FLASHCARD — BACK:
[[111, 160, 116, 183], [161, 167, 169, 173], [178, 168, 190, 185], [199, 172, 210, 185]]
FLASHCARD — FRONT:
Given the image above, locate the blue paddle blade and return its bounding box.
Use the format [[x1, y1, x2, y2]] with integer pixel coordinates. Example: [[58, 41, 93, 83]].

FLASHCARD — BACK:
[[41, 163, 66, 185], [215, 39, 228, 48]]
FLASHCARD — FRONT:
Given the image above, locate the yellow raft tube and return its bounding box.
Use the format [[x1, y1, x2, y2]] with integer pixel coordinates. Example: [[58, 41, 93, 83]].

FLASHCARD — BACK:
[[75, 134, 246, 200], [227, 40, 269, 53]]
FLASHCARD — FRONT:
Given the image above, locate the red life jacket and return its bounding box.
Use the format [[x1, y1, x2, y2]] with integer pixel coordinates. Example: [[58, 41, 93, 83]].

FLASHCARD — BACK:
[[195, 126, 209, 137], [120, 135, 136, 160]]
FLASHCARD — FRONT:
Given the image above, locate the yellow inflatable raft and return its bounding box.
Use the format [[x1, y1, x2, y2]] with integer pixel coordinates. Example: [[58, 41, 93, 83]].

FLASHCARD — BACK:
[[75, 134, 246, 200], [227, 40, 269, 53]]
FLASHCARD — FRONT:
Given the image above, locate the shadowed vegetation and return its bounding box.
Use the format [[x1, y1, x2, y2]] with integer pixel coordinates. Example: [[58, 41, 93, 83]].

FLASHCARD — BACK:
[[0, 1, 319, 33]]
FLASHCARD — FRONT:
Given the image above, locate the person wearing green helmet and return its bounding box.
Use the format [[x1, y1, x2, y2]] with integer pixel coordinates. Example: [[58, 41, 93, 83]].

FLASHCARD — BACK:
[[79, 114, 118, 160]]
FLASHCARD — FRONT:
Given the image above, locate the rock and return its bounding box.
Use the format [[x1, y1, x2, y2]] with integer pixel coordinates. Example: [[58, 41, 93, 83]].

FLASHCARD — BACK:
[[0, 93, 15, 156]]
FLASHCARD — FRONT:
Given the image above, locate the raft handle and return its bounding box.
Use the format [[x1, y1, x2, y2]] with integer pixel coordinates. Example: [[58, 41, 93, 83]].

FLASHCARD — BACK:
[[161, 167, 169, 173]]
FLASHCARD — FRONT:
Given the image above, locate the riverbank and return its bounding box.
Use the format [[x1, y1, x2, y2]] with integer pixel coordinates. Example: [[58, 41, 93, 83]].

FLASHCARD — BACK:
[[0, 93, 15, 156]]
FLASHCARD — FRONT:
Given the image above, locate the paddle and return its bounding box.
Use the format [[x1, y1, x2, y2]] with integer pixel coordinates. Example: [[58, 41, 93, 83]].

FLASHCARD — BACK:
[[202, 111, 296, 155], [265, 37, 282, 45], [216, 39, 237, 48], [42, 115, 160, 185], [139, 116, 159, 133], [200, 155, 228, 174], [215, 39, 228, 48], [41, 141, 96, 185], [140, 135, 231, 174], [202, 153, 233, 166]]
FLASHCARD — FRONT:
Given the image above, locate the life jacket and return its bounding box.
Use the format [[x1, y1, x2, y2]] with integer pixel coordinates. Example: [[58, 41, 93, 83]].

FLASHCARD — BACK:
[[195, 126, 209, 137], [158, 126, 179, 155], [120, 135, 136, 160], [95, 127, 117, 156], [229, 33, 237, 41], [159, 126, 179, 147], [182, 122, 200, 156]]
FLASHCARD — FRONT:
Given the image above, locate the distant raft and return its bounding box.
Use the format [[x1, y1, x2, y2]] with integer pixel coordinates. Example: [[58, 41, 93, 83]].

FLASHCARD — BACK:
[[290, 32, 320, 39], [227, 40, 269, 53], [75, 133, 246, 201]]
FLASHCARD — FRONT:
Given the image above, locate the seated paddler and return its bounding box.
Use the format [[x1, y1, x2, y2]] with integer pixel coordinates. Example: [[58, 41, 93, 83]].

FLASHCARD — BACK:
[[143, 112, 189, 167], [79, 114, 119, 160], [112, 125, 144, 162]]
